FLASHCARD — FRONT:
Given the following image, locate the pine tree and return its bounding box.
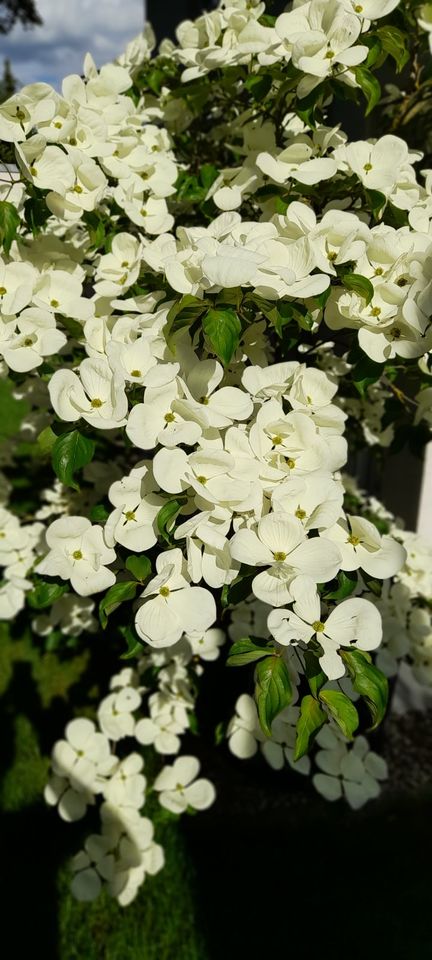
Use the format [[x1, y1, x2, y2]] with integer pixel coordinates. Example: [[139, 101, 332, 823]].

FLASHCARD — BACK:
[[0, 0, 42, 34], [0, 59, 16, 102]]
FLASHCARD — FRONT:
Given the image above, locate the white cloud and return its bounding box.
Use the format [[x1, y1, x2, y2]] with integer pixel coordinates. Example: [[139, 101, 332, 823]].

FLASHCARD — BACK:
[[3, 0, 147, 89]]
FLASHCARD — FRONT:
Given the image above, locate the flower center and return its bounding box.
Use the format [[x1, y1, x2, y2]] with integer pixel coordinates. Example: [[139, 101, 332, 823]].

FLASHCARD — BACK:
[[159, 586, 170, 597], [347, 534, 360, 546], [72, 549, 83, 560], [0, 286, 6, 296], [273, 551, 287, 562], [390, 326, 401, 339], [130, 369, 142, 377], [375, 267, 383, 276], [287, 458, 296, 469], [23, 337, 34, 347], [50, 299, 59, 308], [29, 166, 38, 177], [354, 4, 363, 11], [295, 507, 307, 520], [272, 435, 283, 445], [363, 162, 373, 171], [312, 620, 325, 632], [91, 398, 103, 408], [124, 510, 136, 522], [325, 49, 335, 59], [370, 306, 381, 317], [54, 121, 63, 129], [73, 184, 83, 194], [164, 412, 175, 422], [196, 475, 207, 484]]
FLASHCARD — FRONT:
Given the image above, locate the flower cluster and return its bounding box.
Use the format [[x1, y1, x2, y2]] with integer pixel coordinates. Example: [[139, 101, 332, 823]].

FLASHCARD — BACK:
[[45, 651, 215, 905], [1, 0, 432, 908]]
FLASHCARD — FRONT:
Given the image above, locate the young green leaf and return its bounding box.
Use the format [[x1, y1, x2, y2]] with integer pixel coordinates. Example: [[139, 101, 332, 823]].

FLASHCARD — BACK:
[[323, 570, 358, 601], [157, 498, 186, 544], [52, 430, 95, 491], [352, 355, 384, 397], [26, 581, 68, 610], [341, 649, 388, 730], [294, 695, 327, 761], [0, 200, 20, 254], [202, 307, 241, 366], [340, 273, 374, 305], [125, 555, 152, 583], [303, 650, 326, 698], [99, 580, 138, 629], [227, 637, 272, 667], [119, 624, 143, 660], [254, 655, 292, 738], [319, 690, 359, 739], [377, 25, 409, 72], [354, 66, 381, 116]]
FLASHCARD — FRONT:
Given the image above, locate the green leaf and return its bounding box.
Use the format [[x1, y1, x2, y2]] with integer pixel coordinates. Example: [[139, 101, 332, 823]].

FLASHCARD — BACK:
[[303, 650, 326, 698], [0, 378, 29, 440], [254, 655, 292, 737], [164, 295, 208, 348], [26, 581, 68, 610], [36, 425, 57, 459], [340, 272, 374, 305], [119, 625, 143, 660], [0, 200, 20, 254], [244, 72, 272, 101], [125, 555, 152, 583], [227, 637, 272, 667], [99, 580, 138, 629], [352, 355, 384, 397], [294, 695, 327, 761], [377, 25, 409, 72], [341, 649, 388, 730], [24, 195, 50, 235], [354, 66, 381, 116], [202, 307, 241, 366], [221, 569, 254, 607], [365, 188, 386, 220], [89, 503, 110, 523], [199, 164, 219, 190], [323, 570, 358, 601], [157, 498, 186, 544], [52, 429, 95, 491], [361, 569, 382, 597], [319, 690, 359, 739]]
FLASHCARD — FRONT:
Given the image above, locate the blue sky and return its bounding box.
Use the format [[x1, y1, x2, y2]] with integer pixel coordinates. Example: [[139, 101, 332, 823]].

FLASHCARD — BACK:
[[0, 0, 147, 90]]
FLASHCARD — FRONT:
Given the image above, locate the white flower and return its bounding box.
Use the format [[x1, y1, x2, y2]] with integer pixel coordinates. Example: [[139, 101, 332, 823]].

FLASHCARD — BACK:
[[98, 686, 142, 741], [325, 515, 406, 578], [36, 516, 117, 596], [227, 693, 263, 759], [268, 575, 382, 679], [106, 463, 162, 552], [230, 513, 342, 606], [103, 754, 146, 809], [185, 627, 226, 661], [153, 755, 216, 813], [47, 717, 117, 819], [1, 308, 67, 372], [126, 378, 205, 450], [48, 358, 128, 429], [135, 548, 217, 648], [312, 727, 388, 809]]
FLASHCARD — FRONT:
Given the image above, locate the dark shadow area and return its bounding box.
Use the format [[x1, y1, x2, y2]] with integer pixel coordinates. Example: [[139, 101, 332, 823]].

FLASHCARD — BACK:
[[183, 750, 432, 960]]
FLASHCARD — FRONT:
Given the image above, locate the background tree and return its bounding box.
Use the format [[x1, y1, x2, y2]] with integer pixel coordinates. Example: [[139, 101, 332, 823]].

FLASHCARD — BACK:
[[0, 0, 41, 34]]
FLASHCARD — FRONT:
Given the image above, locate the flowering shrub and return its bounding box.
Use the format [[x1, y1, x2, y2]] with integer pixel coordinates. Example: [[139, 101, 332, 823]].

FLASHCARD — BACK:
[[1, 0, 432, 907]]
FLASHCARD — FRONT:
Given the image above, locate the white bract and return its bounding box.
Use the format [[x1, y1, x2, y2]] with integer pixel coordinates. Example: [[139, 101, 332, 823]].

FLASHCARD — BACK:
[[36, 516, 117, 596], [268, 575, 382, 679]]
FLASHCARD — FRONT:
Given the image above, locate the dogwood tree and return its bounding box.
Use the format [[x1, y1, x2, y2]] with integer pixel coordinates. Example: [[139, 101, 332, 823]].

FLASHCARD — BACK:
[[1, 0, 432, 906]]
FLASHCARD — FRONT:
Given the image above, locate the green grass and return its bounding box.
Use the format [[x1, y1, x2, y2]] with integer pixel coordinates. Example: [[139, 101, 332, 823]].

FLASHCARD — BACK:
[[0, 625, 207, 960]]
